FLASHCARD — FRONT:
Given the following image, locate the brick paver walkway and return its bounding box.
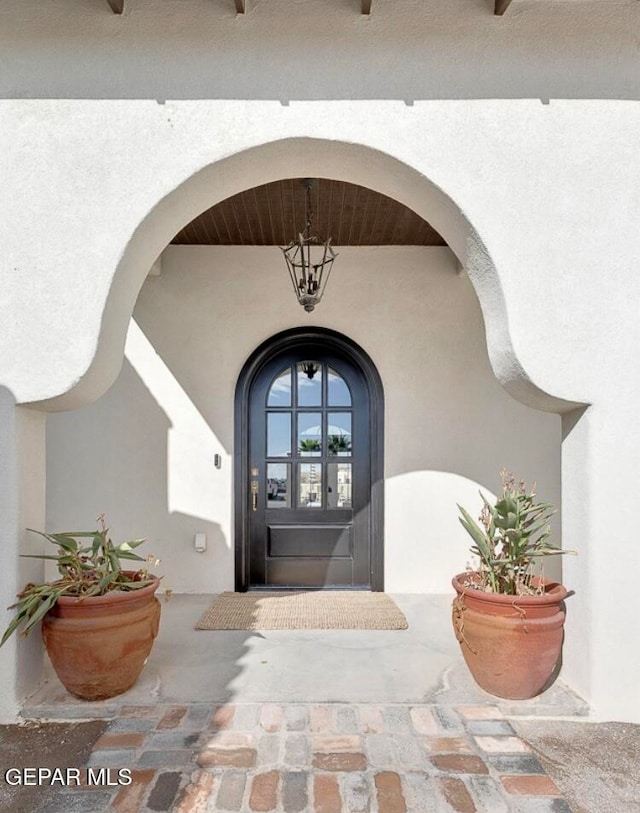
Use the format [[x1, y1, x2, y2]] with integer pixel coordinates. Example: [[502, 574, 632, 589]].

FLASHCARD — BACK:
[[39, 702, 573, 812]]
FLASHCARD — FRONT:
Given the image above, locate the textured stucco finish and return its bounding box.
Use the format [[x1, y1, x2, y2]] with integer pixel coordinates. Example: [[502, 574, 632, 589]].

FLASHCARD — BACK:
[[0, 393, 46, 722], [0, 0, 638, 101], [2, 111, 639, 412], [1, 0, 640, 722], [1, 0, 638, 410], [46, 246, 562, 596]]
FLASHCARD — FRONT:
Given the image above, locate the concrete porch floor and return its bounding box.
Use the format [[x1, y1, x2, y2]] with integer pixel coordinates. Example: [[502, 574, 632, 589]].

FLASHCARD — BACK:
[[24, 594, 587, 717], [12, 594, 632, 812]]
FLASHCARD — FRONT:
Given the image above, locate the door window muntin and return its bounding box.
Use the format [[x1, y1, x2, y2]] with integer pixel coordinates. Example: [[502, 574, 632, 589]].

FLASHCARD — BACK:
[[265, 363, 353, 510]]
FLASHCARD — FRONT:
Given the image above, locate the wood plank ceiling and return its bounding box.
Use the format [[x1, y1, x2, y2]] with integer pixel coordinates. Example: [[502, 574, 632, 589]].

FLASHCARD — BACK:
[[171, 179, 446, 247], [107, 1, 516, 16]]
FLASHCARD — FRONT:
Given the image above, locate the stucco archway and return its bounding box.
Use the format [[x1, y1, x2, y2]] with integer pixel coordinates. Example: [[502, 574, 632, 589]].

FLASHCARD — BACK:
[[9, 136, 608, 722], [40, 133, 566, 664], [32, 138, 578, 416]]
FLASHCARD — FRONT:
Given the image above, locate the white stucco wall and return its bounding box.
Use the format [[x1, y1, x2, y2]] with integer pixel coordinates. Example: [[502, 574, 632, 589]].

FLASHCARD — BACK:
[[0, 393, 46, 723], [0, 0, 637, 101], [2, 0, 640, 721], [0, 0, 638, 413], [46, 246, 562, 595]]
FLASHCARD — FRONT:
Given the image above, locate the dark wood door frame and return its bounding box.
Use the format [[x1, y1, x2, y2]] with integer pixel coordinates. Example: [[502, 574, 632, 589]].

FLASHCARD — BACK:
[[234, 327, 385, 592]]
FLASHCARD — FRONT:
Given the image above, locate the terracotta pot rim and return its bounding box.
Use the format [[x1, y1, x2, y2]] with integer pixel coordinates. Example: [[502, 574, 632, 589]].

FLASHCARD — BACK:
[[452, 572, 567, 605], [53, 574, 160, 606]]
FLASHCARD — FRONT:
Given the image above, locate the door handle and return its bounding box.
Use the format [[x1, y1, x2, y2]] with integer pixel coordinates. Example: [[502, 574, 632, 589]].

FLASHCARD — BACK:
[[251, 479, 259, 511]]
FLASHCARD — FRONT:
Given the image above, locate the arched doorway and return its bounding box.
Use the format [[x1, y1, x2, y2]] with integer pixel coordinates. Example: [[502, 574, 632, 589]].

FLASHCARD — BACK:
[[235, 327, 384, 591]]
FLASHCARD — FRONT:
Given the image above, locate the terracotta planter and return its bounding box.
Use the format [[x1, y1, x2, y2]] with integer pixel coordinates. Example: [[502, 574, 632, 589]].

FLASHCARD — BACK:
[[452, 572, 567, 700], [42, 576, 161, 701]]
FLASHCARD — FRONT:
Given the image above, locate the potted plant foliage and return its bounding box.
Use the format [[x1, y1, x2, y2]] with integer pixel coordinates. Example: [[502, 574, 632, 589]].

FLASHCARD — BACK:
[[1, 515, 161, 701], [453, 471, 574, 700]]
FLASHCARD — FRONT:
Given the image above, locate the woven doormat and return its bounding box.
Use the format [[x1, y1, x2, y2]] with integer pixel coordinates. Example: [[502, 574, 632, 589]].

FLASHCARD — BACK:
[[195, 591, 408, 631]]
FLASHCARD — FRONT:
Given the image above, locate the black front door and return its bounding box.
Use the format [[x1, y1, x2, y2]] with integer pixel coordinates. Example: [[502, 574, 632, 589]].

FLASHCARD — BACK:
[[237, 331, 382, 590]]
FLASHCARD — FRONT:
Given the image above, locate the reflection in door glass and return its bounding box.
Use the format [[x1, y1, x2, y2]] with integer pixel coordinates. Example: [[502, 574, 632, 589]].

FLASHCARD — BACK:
[[299, 463, 323, 508], [327, 413, 352, 456], [327, 463, 352, 508], [298, 413, 322, 456], [267, 463, 290, 508], [327, 368, 351, 406], [267, 368, 292, 407], [297, 362, 323, 406], [267, 413, 291, 457]]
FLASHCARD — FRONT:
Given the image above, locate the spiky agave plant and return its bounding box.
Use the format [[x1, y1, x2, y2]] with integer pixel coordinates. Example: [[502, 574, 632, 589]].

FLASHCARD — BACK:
[[457, 470, 574, 595], [1, 514, 158, 646]]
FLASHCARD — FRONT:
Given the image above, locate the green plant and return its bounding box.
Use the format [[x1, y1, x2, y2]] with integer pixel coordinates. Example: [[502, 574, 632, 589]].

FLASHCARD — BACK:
[[457, 470, 573, 595], [1, 515, 158, 646]]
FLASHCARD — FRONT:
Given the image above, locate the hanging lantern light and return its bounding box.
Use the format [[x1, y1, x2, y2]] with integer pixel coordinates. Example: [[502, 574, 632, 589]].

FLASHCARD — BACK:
[[281, 178, 338, 313]]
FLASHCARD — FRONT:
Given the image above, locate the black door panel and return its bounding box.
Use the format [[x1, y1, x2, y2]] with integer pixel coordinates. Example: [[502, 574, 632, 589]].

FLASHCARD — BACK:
[[268, 524, 353, 558]]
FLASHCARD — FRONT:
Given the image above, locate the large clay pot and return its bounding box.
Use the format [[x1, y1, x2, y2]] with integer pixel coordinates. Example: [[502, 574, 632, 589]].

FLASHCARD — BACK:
[[452, 572, 567, 700], [42, 576, 161, 701]]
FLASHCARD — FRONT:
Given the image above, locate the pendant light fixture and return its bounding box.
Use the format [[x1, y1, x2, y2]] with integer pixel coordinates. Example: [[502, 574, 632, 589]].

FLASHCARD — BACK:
[[281, 178, 337, 313]]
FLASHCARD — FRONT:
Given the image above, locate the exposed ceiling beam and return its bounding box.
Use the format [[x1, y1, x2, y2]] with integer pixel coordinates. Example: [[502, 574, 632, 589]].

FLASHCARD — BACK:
[[494, 0, 514, 14], [106, 0, 515, 19]]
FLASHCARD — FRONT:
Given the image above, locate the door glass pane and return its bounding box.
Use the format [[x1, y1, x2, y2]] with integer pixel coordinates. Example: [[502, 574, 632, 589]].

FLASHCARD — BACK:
[[328, 368, 351, 406], [299, 463, 323, 508], [267, 367, 292, 407], [298, 412, 322, 456], [297, 362, 323, 406], [327, 463, 352, 508], [267, 463, 290, 508], [267, 413, 291, 457], [327, 413, 352, 456]]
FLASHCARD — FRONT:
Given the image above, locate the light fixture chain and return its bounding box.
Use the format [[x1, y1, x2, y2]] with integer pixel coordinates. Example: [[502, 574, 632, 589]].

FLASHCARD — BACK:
[[305, 182, 313, 237]]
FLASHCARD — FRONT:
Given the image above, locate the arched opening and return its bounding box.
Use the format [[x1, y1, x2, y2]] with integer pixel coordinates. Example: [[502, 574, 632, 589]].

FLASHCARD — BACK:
[[30, 138, 574, 415], [23, 137, 585, 717], [44, 157, 565, 596]]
